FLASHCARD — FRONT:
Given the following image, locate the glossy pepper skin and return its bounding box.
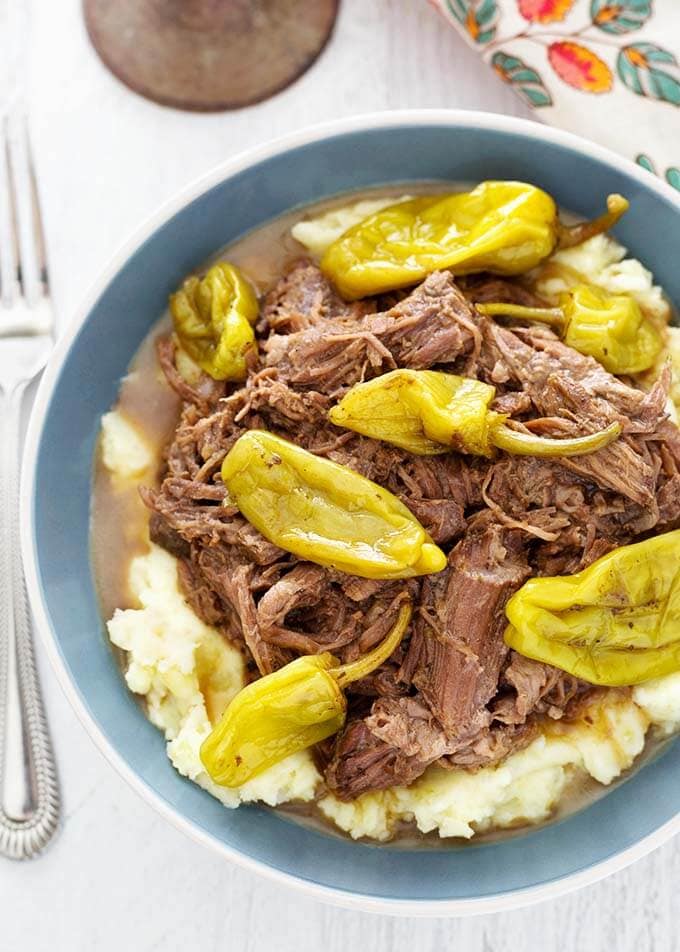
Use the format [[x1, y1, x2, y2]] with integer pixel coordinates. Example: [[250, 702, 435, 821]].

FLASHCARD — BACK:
[[170, 262, 258, 381], [329, 369, 621, 459], [221, 430, 446, 578], [321, 182, 556, 299], [320, 183, 628, 300], [505, 531, 680, 686], [200, 601, 413, 787], [478, 283, 664, 374]]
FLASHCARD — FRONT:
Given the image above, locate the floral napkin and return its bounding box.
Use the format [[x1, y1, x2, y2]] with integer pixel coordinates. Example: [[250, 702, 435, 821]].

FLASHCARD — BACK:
[[429, 0, 680, 192]]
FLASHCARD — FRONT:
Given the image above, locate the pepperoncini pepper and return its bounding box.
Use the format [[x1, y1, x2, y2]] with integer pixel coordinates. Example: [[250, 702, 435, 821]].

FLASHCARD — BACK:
[[221, 430, 446, 578], [329, 369, 621, 459], [320, 182, 628, 299], [477, 283, 664, 374], [200, 600, 413, 786], [504, 531, 680, 686], [170, 262, 258, 381]]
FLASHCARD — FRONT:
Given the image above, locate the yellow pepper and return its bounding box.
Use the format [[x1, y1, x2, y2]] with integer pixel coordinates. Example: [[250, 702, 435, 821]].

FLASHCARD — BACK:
[[505, 531, 680, 686], [329, 370, 621, 459], [170, 262, 258, 381], [478, 283, 664, 374], [556, 193, 630, 249], [221, 430, 446, 578], [200, 600, 413, 786], [320, 182, 628, 299]]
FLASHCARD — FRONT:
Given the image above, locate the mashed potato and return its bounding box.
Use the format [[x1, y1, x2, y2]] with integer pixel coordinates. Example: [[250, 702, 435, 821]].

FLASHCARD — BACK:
[[107, 545, 680, 840], [533, 233, 669, 322], [291, 195, 411, 258], [107, 545, 321, 809], [633, 673, 680, 736], [100, 410, 154, 481], [665, 326, 680, 418], [319, 690, 653, 841]]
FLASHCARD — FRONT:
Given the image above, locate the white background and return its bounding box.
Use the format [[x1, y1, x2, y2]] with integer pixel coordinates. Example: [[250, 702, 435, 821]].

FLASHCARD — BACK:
[[5, 0, 679, 949]]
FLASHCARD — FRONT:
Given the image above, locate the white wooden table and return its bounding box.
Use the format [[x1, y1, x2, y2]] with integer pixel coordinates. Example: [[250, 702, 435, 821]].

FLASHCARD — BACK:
[[5, 1, 678, 948]]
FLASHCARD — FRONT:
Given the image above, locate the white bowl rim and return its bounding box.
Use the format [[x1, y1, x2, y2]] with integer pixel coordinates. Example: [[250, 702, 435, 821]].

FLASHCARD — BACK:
[[21, 108, 680, 917]]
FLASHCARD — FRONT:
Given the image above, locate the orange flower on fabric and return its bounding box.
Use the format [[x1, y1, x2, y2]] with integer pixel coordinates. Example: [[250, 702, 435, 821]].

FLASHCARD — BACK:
[[518, 0, 574, 23], [548, 42, 613, 93]]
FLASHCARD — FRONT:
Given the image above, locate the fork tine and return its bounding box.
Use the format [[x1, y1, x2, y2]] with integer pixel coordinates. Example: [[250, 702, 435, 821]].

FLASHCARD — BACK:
[[0, 115, 17, 307], [25, 127, 49, 299], [6, 110, 41, 307]]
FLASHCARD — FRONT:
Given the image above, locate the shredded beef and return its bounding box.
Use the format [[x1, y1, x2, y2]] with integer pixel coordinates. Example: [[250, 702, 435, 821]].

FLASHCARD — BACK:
[[195, 546, 292, 675], [325, 526, 531, 798], [177, 554, 231, 628], [403, 525, 530, 735], [327, 699, 536, 800], [141, 483, 284, 565], [142, 262, 679, 802], [157, 336, 228, 411], [404, 498, 466, 545], [324, 719, 429, 796], [259, 259, 375, 334], [263, 271, 480, 392], [493, 652, 584, 723], [148, 512, 190, 560], [255, 565, 413, 658], [460, 274, 549, 308]]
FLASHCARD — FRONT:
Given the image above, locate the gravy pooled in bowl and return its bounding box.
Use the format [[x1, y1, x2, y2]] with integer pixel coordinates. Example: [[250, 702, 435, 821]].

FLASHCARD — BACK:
[[93, 184, 680, 843]]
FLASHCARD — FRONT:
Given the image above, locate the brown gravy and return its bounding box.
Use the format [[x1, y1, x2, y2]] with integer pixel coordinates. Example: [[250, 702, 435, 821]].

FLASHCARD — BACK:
[[90, 185, 674, 845]]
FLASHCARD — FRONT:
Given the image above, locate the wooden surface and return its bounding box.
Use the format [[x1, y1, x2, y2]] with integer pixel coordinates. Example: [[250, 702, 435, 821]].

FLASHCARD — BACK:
[[4, 0, 678, 948]]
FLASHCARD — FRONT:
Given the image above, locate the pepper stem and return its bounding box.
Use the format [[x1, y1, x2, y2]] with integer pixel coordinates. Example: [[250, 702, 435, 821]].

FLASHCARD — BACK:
[[490, 420, 622, 458], [557, 194, 629, 249], [477, 302, 567, 332], [334, 600, 413, 689]]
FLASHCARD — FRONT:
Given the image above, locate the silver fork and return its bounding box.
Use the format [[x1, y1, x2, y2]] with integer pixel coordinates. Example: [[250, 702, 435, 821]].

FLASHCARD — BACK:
[[0, 106, 59, 859]]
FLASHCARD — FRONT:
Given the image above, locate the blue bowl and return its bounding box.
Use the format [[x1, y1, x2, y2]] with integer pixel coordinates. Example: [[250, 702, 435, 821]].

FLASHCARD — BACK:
[[23, 112, 680, 915]]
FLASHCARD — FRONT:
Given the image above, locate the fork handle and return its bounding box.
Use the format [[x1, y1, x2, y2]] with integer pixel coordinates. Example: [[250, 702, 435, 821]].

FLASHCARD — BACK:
[[0, 384, 59, 858]]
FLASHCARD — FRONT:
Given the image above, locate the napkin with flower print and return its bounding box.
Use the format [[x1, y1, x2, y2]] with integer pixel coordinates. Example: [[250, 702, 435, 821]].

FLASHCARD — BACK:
[[428, 0, 680, 191]]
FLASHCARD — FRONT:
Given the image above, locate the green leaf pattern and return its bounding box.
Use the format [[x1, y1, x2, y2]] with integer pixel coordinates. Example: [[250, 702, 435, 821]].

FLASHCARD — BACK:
[[635, 153, 656, 174], [665, 168, 680, 192], [635, 155, 680, 193], [617, 43, 680, 105], [491, 52, 553, 106], [435, 1, 678, 191], [445, 0, 498, 44], [590, 0, 652, 35]]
